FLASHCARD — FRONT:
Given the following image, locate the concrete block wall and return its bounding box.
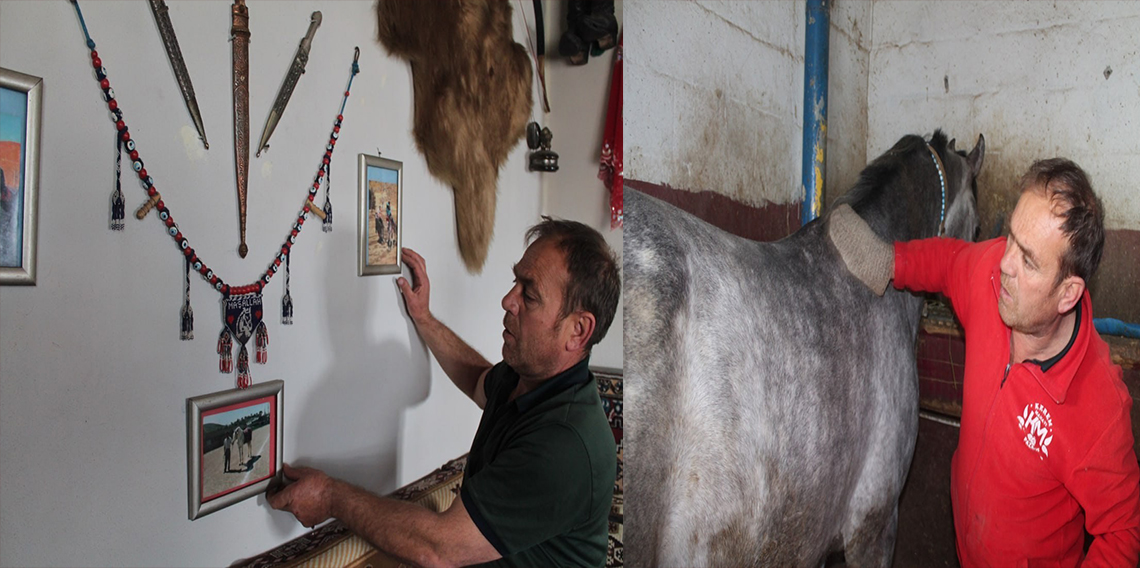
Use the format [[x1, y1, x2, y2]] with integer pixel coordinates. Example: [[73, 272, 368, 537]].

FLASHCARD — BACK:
[[626, 0, 870, 241]]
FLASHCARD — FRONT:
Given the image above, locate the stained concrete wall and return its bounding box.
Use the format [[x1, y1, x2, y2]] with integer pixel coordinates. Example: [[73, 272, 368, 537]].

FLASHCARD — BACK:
[[627, 0, 872, 211], [0, 1, 561, 566], [867, 0, 1140, 321]]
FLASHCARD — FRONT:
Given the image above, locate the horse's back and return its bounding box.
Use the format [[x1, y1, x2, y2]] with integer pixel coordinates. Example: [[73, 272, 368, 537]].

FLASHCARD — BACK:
[[625, 189, 921, 567]]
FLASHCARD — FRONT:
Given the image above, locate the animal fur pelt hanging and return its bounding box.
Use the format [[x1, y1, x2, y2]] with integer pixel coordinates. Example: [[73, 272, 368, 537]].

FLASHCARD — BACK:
[[376, 0, 533, 273]]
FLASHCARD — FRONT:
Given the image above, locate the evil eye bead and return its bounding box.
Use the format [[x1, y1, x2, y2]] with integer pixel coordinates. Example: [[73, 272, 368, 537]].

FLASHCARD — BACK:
[[145, 176, 154, 187], [279, 252, 287, 262], [206, 270, 214, 279], [104, 88, 115, 102], [168, 226, 178, 236], [125, 140, 136, 152], [270, 264, 279, 273], [289, 234, 297, 244], [159, 211, 169, 221], [331, 131, 338, 140], [215, 282, 223, 291], [326, 143, 333, 152], [263, 274, 271, 284], [132, 160, 143, 172], [180, 239, 189, 250], [193, 261, 203, 271]]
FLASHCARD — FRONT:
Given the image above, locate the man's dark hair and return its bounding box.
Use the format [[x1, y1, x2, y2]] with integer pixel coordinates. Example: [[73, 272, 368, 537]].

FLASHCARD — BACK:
[[526, 216, 621, 350], [1018, 158, 1105, 287]]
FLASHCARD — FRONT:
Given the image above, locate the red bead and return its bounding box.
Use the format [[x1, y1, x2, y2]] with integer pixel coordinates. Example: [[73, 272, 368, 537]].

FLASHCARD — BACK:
[[221, 285, 229, 294], [130, 150, 139, 161], [116, 120, 125, 130], [210, 275, 218, 285], [337, 114, 343, 121], [90, 50, 98, 59], [165, 218, 174, 228], [174, 232, 183, 241], [189, 255, 198, 264], [138, 169, 148, 179], [334, 126, 340, 133], [92, 57, 102, 68], [344, 91, 349, 97], [282, 245, 289, 254], [274, 259, 281, 267], [156, 200, 164, 209], [147, 187, 157, 197], [108, 99, 118, 111], [199, 264, 208, 275], [323, 157, 329, 165], [256, 282, 263, 292], [312, 182, 320, 189], [100, 79, 110, 90], [121, 131, 130, 142], [291, 229, 298, 237], [183, 247, 193, 257]]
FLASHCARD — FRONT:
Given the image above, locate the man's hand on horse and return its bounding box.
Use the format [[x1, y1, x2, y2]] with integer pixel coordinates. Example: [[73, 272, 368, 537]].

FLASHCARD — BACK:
[[267, 463, 334, 529], [397, 248, 433, 326], [827, 204, 895, 296]]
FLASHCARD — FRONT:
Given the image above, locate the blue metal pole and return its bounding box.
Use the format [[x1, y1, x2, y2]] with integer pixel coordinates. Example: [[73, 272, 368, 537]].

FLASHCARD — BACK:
[[802, 0, 830, 226]]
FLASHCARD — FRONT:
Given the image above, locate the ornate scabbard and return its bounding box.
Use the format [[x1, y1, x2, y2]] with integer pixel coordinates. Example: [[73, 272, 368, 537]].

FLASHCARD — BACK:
[[149, 0, 208, 149], [231, 0, 250, 258], [257, 11, 322, 158]]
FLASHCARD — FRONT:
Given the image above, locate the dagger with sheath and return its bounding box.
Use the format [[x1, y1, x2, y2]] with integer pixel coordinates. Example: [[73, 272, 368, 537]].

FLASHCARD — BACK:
[[148, 0, 208, 149], [257, 11, 322, 158], [231, 0, 250, 258]]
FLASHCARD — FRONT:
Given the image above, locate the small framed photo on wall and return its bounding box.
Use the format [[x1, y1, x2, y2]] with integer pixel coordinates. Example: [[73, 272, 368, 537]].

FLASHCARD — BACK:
[[0, 67, 43, 285], [358, 154, 402, 276], [187, 380, 284, 520]]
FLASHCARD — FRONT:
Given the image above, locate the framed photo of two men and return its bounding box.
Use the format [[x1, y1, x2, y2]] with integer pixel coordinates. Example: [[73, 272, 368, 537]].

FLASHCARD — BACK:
[[187, 380, 284, 520]]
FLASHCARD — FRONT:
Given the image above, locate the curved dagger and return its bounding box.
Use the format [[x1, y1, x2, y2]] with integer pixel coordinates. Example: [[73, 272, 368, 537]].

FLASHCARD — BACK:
[[257, 11, 322, 158], [148, 0, 208, 149], [231, 0, 250, 258]]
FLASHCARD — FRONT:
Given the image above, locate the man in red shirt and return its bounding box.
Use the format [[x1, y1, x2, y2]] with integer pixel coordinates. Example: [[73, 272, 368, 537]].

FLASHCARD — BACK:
[[830, 158, 1140, 567]]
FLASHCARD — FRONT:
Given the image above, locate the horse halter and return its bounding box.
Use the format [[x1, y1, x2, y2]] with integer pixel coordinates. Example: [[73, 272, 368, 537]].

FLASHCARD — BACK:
[[926, 143, 948, 236]]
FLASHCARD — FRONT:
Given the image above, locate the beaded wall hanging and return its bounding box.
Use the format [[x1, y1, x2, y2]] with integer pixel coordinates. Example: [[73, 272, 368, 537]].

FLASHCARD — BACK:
[[72, 1, 358, 388]]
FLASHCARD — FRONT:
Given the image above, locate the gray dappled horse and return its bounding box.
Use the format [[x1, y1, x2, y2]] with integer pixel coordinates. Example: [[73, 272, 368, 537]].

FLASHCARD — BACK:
[[624, 131, 983, 567]]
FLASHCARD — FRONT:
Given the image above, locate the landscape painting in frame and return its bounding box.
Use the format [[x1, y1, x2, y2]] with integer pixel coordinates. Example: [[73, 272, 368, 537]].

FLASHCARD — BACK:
[[0, 67, 42, 285], [358, 154, 402, 276], [187, 380, 283, 520]]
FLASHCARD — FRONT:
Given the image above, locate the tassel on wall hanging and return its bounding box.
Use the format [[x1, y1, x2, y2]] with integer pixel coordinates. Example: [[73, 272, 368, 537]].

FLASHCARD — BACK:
[[72, 0, 360, 388]]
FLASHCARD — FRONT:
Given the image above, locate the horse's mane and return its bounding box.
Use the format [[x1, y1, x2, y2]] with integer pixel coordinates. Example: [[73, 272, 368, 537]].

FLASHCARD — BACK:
[[839, 130, 950, 212]]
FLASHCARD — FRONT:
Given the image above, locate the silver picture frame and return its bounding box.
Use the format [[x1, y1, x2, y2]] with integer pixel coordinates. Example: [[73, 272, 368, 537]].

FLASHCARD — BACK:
[[358, 153, 403, 276], [187, 380, 284, 520], [0, 67, 43, 285]]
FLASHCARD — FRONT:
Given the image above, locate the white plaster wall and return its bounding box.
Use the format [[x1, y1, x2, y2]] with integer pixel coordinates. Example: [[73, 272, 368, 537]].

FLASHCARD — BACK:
[[0, 1, 547, 566], [625, 0, 870, 210], [868, 1, 1140, 232], [537, 0, 623, 369]]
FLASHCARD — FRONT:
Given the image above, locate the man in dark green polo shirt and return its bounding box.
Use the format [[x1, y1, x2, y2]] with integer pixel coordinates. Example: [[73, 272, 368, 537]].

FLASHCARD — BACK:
[[268, 218, 621, 567]]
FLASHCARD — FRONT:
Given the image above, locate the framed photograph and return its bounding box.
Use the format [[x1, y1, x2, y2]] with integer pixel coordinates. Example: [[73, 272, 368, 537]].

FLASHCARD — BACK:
[[358, 154, 402, 275], [187, 380, 284, 520], [0, 67, 42, 285]]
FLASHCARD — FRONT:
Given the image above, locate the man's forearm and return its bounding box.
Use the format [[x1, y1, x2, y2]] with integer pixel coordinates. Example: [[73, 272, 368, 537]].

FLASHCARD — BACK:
[[328, 479, 446, 567], [415, 315, 492, 401]]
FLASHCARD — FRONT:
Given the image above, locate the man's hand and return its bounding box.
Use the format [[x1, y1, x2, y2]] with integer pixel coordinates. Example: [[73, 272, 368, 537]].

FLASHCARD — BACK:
[[827, 204, 895, 296], [397, 248, 433, 327], [267, 463, 334, 529]]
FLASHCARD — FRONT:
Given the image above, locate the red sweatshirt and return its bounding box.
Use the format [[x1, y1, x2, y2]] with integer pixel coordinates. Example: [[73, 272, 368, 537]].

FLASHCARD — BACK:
[[894, 237, 1140, 568]]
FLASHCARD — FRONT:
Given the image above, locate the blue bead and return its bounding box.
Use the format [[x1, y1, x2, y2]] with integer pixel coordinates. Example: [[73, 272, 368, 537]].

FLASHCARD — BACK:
[[125, 140, 135, 151], [168, 226, 178, 236], [215, 282, 223, 290], [132, 161, 142, 172], [159, 211, 169, 220], [193, 261, 202, 271], [87, 40, 96, 49]]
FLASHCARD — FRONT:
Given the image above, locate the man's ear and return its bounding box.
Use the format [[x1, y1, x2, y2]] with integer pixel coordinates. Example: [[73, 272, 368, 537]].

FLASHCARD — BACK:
[[1056, 274, 1085, 315], [566, 312, 597, 352]]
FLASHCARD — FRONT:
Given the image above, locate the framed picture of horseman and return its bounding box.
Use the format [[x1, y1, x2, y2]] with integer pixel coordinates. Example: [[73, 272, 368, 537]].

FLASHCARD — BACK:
[[357, 154, 402, 276], [187, 380, 283, 520]]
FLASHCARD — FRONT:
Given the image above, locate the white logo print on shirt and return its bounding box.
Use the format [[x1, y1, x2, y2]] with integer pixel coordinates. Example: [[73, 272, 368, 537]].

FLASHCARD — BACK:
[[1017, 403, 1054, 459]]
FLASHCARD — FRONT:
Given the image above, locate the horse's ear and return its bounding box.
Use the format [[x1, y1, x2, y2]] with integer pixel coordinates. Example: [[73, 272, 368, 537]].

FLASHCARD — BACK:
[[968, 134, 985, 178], [948, 138, 956, 151]]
